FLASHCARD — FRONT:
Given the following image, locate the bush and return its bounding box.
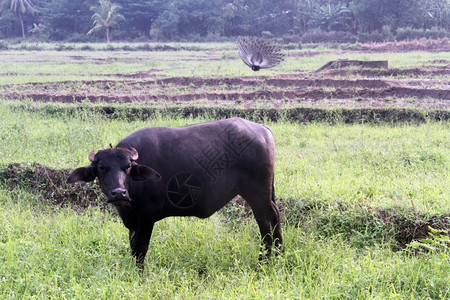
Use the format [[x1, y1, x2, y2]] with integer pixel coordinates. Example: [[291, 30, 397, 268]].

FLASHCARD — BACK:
[[135, 44, 152, 51], [284, 43, 302, 50], [55, 44, 74, 51], [280, 34, 301, 44], [358, 31, 386, 43], [0, 40, 8, 50], [302, 30, 357, 43], [17, 43, 41, 51], [80, 45, 93, 51], [358, 26, 393, 43], [396, 27, 449, 41], [340, 43, 362, 50], [66, 33, 96, 43], [261, 31, 273, 39]]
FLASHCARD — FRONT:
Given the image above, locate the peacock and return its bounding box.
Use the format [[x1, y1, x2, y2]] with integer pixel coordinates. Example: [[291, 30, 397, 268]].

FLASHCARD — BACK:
[[237, 37, 285, 71]]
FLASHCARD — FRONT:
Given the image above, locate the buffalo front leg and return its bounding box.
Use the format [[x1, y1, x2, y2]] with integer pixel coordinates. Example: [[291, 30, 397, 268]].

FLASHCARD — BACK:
[[130, 223, 154, 270]]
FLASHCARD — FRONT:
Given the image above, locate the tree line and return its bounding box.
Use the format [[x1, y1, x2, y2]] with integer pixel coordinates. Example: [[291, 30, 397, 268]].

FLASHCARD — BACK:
[[0, 0, 449, 42]]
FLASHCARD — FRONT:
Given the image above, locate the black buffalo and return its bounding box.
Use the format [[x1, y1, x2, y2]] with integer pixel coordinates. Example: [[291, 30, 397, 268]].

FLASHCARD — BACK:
[[67, 117, 283, 267]]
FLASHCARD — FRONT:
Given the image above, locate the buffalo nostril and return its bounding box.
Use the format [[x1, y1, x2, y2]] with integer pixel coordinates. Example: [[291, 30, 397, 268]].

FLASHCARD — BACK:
[[111, 188, 127, 198]]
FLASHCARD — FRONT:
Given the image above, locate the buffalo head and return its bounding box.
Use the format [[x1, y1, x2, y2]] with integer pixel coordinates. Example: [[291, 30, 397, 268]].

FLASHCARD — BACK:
[[67, 147, 161, 206]]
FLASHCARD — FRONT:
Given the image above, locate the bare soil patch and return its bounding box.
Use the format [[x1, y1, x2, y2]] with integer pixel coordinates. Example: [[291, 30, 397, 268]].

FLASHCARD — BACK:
[[1, 76, 448, 109], [1, 60, 448, 112], [316, 59, 389, 72], [319, 65, 450, 77]]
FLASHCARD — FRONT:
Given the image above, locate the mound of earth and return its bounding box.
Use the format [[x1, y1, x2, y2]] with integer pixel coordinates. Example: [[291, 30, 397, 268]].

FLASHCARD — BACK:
[[0, 163, 103, 209]]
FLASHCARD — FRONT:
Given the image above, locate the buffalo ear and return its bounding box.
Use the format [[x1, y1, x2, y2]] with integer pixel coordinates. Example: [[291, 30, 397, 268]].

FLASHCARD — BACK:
[[131, 164, 161, 181], [67, 166, 96, 183]]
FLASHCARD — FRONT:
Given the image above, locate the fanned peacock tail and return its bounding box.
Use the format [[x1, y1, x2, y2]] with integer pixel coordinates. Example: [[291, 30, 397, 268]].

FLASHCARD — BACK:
[[237, 37, 285, 71]]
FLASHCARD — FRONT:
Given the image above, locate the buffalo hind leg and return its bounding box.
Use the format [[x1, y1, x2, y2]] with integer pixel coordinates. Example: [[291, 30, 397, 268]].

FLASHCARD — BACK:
[[243, 192, 283, 259]]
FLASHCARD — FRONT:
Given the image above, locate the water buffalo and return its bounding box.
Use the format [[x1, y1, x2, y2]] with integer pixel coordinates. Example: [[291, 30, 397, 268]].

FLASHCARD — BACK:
[[67, 117, 282, 267]]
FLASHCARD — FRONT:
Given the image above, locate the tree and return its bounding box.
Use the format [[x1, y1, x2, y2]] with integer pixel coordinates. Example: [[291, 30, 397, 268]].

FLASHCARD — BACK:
[[176, 0, 222, 38], [350, 0, 431, 32], [0, 0, 36, 38], [251, 0, 298, 37], [115, 0, 166, 39], [87, 0, 124, 43], [422, 0, 450, 30], [154, 0, 223, 40], [40, 0, 92, 41], [222, 0, 250, 36], [308, 2, 355, 32]]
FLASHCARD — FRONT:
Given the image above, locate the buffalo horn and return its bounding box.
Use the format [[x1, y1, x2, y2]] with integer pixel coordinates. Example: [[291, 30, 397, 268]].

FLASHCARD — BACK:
[[129, 147, 139, 161], [88, 150, 97, 162]]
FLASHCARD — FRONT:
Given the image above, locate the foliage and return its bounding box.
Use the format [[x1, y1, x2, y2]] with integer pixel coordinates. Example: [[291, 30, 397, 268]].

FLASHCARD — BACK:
[[39, 0, 92, 41], [405, 227, 450, 253], [87, 0, 124, 43], [349, 0, 449, 32], [114, 0, 166, 39], [0, 0, 36, 37], [423, 0, 450, 30], [308, 2, 356, 32], [0, 0, 449, 42], [395, 26, 449, 40], [302, 29, 357, 43], [357, 25, 394, 43]]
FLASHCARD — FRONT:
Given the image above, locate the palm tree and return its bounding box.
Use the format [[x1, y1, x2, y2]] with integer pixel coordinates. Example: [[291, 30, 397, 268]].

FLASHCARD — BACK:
[[0, 0, 36, 38], [87, 0, 124, 43], [308, 2, 354, 32]]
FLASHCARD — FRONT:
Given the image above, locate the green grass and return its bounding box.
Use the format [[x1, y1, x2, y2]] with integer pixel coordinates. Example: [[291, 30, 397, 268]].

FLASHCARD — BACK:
[[0, 44, 448, 298], [1, 46, 449, 84], [0, 108, 448, 297], [0, 188, 449, 299], [274, 121, 449, 213], [0, 101, 448, 213]]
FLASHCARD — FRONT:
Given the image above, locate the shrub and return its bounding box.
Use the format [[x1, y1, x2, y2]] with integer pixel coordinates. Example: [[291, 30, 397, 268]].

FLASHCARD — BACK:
[[358, 26, 393, 43], [0, 40, 8, 50], [302, 30, 357, 43], [340, 43, 362, 50], [405, 227, 449, 254], [80, 45, 93, 51], [136, 44, 151, 51], [17, 43, 41, 51], [396, 27, 449, 41], [261, 31, 273, 39], [55, 44, 74, 51], [280, 34, 301, 44], [66, 33, 96, 43], [284, 43, 301, 50]]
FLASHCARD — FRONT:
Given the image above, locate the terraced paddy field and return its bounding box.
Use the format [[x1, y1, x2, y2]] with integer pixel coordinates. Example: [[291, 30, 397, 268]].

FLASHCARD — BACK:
[[0, 43, 448, 298]]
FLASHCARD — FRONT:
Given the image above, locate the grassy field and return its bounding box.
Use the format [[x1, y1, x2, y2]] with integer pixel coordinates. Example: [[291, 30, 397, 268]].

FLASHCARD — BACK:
[[0, 102, 448, 213], [0, 102, 448, 298], [0, 44, 449, 298], [0, 46, 449, 84]]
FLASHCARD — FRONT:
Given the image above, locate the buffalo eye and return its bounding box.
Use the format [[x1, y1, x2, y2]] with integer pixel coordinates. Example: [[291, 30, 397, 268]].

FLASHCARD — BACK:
[[98, 163, 105, 172]]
